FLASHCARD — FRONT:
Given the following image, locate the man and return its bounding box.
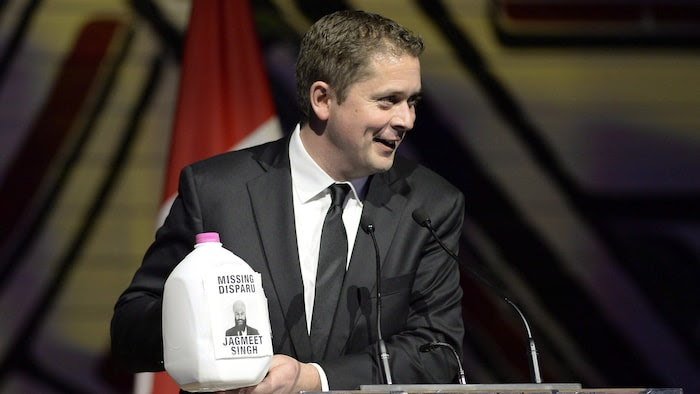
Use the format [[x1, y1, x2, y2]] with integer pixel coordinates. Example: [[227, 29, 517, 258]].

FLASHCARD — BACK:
[[111, 10, 465, 392], [226, 300, 259, 337]]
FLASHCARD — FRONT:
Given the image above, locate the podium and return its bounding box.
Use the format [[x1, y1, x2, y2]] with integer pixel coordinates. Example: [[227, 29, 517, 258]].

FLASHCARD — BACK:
[[361, 383, 582, 391], [302, 384, 682, 393]]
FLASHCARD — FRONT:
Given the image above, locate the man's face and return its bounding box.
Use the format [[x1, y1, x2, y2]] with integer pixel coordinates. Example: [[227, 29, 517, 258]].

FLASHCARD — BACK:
[[233, 304, 246, 327], [324, 54, 421, 180]]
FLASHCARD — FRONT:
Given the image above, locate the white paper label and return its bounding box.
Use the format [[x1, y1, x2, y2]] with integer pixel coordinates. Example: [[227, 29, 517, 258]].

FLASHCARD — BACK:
[[203, 267, 273, 360]]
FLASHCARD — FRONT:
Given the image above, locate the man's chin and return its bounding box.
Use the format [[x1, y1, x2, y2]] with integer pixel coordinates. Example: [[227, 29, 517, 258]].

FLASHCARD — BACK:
[[373, 157, 395, 173], [350, 157, 395, 179]]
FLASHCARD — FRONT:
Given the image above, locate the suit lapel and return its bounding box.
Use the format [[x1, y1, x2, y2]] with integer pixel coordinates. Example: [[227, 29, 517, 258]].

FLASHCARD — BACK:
[[248, 140, 313, 361], [324, 171, 408, 357]]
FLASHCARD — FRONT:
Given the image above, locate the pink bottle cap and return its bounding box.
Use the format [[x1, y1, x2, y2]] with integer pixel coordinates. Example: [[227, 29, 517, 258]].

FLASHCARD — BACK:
[[195, 232, 220, 244]]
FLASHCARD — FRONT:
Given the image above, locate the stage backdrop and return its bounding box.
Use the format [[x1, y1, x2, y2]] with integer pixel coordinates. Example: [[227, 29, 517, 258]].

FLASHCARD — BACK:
[[0, 0, 698, 392]]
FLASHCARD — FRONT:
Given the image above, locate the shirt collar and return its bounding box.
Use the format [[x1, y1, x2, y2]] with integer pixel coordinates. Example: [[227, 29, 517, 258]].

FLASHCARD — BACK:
[[289, 124, 368, 203]]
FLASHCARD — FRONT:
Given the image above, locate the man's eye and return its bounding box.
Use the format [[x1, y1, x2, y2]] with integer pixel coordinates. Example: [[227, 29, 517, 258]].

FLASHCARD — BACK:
[[408, 95, 422, 107]]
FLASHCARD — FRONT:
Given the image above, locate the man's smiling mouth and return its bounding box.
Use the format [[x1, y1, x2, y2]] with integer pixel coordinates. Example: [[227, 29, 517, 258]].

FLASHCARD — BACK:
[[373, 137, 397, 149]]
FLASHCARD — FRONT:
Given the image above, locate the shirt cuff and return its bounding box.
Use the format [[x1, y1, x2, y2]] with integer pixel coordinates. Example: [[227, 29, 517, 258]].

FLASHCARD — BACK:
[[310, 362, 329, 391]]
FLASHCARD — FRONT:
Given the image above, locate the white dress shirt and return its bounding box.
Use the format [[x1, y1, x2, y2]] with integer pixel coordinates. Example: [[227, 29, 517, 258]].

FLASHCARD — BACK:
[[288, 125, 367, 390], [289, 124, 367, 332]]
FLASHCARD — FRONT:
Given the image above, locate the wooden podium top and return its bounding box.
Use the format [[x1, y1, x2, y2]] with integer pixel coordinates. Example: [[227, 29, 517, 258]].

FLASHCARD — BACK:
[[301, 383, 683, 394]]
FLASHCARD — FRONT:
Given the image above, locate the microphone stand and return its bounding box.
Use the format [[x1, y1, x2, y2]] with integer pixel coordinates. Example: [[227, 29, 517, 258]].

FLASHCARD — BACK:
[[504, 297, 542, 383], [359, 211, 581, 392], [413, 210, 543, 384], [419, 342, 467, 384], [365, 223, 393, 384]]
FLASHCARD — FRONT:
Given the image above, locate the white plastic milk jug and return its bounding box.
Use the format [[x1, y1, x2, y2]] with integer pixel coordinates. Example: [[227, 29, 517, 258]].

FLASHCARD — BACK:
[[163, 232, 273, 392]]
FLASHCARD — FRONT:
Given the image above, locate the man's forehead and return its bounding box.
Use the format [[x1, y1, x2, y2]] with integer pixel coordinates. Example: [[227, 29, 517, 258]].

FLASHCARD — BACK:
[[357, 56, 421, 90]]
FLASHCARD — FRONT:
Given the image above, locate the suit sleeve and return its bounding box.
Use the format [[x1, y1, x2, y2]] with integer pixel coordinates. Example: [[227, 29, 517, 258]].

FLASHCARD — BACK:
[[110, 166, 204, 372], [321, 187, 466, 389]]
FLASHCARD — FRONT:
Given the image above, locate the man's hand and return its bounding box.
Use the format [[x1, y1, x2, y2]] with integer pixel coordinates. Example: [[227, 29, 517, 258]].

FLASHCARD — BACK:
[[222, 354, 321, 394]]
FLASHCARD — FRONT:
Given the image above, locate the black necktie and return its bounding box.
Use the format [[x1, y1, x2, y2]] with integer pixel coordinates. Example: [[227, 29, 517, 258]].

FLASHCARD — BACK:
[[310, 183, 351, 359]]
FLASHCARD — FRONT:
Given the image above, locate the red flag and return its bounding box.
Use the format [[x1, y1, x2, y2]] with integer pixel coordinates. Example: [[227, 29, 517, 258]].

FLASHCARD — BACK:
[[136, 1, 281, 393]]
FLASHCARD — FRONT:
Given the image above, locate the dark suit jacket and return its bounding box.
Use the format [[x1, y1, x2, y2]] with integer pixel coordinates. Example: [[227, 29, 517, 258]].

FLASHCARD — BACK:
[[226, 325, 259, 337], [111, 136, 465, 390]]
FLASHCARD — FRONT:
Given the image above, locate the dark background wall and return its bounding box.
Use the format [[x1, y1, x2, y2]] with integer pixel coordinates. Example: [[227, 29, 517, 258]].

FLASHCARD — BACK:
[[0, 0, 698, 392]]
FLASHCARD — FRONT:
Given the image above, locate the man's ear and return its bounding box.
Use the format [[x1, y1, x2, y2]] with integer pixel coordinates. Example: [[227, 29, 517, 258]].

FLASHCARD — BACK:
[[310, 81, 332, 121]]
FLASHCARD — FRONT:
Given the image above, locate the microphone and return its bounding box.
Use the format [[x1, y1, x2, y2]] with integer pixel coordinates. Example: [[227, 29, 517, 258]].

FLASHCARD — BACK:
[[362, 219, 393, 385], [412, 208, 543, 384], [419, 342, 467, 384]]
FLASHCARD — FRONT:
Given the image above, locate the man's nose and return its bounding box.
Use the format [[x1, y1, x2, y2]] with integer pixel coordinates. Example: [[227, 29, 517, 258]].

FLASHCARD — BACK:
[[392, 101, 415, 131]]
